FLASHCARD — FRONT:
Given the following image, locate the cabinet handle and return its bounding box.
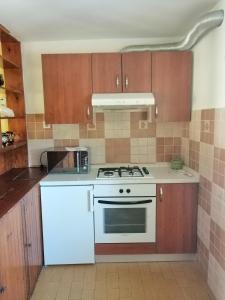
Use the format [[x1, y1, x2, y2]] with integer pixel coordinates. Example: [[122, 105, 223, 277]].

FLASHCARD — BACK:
[[116, 76, 120, 88], [125, 76, 129, 88], [25, 243, 32, 248], [87, 106, 90, 116], [86, 105, 92, 120], [159, 187, 163, 201], [155, 105, 158, 117], [0, 286, 6, 294], [87, 190, 94, 212]]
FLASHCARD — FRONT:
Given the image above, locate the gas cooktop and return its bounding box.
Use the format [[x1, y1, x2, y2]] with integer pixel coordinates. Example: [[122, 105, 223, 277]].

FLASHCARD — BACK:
[[97, 166, 151, 179]]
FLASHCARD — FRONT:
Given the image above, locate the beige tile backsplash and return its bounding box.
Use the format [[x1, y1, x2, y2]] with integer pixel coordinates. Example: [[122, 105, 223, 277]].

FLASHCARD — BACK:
[[27, 110, 183, 165]]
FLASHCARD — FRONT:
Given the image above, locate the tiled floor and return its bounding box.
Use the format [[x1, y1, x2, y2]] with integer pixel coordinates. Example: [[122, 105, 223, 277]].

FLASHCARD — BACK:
[[31, 262, 214, 300]]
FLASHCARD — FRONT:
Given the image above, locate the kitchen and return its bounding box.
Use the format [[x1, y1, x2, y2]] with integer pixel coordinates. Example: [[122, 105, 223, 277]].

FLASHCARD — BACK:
[[0, 0, 225, 299]]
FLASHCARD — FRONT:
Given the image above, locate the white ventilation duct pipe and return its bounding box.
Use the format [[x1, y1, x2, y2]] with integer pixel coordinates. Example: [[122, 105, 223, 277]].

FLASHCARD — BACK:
[[121, 10, 224, 52]]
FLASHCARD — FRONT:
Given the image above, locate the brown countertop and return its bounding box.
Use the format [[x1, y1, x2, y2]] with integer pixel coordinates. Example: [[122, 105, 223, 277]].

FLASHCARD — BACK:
[[0, 167, 47, 219]]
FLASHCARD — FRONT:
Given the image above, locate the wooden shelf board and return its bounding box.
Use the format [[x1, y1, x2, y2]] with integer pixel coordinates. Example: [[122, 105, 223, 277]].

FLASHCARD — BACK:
[[0, 54, 20, 69], [0, 141, 27, 152], [0, 116, 25, 120], [0, 86, 23, 95]]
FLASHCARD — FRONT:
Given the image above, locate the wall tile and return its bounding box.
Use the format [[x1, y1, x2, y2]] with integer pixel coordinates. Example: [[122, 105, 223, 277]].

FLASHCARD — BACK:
[[52, 124, 79, 139], [104, 111, 130, 138], [210, 219, 225, 272], [156, 137, 181, 162], [79, 139, 105, 164], [197, 237, 209, 276], [105, 138, 130, 163], [189, 110, 201, 142], [54, 139, 79, 147], [211, 183, 225, 232], [156, 122, 182, 137], [208, 254, 225, 300], [130, 138, 156, 163], [213, 147, 225, 189], [79, 113, 104, 139], [199, 176, 212, 215], [200, 109, 215, 145], [28, 139, 54, 166], [197, 206, 211, 249], [214, 108, 225, 149], [130, 111, 156, 138], [199, 143, 214, 182], [189, 140, 200, 171], [181, 137, 189, 166]]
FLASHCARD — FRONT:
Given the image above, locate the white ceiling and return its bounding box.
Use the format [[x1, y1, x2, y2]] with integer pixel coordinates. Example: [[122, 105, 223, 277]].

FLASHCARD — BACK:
[[0, 0, 219, 41]]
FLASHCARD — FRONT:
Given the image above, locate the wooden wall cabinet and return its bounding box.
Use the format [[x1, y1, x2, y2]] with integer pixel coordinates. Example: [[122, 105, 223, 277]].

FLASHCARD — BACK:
[[152, 51, 193, 122], [0, 27, 27, 175], [156, 183, 198, 253], [0, 184, 43, 299], [42, 54, 92, 124], [92, 52, 152, 93]]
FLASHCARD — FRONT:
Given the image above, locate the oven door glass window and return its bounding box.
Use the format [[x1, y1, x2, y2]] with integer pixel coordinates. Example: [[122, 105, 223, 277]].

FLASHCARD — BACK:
[[104, 208, 146, 233]]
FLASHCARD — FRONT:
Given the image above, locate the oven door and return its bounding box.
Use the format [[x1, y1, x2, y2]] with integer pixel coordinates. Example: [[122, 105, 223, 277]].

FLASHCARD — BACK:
[[94, 197, 156, 243]]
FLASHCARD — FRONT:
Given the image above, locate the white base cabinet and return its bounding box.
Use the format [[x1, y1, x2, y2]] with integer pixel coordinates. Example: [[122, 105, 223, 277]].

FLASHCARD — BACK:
[[41, 185, 95, 265]]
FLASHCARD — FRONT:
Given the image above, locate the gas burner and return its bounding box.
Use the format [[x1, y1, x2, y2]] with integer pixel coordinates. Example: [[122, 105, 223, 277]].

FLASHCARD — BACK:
[[97, 166, 144, 179], [104, 171, 115, 177], [97, 168, 120, 179]]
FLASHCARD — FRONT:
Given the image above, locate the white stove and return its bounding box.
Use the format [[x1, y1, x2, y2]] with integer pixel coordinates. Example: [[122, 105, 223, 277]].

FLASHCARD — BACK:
[[97, 166, 152, 179]]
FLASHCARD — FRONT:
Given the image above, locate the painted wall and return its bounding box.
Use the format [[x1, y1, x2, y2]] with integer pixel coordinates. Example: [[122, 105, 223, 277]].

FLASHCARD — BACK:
[[193, 0, 225, 109]]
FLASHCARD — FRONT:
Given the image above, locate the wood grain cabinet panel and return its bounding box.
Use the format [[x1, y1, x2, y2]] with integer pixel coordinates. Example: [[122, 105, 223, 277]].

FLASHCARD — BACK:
[[156, 183, 198, 253], [42, 54, 92, 124], [152, 51, 192, 122], [22, 184, 43, 296], [0, 204, 27, 300], [92, 53, 122, 93], [92, 52, 151, 93], [122, 52, 151, 92]]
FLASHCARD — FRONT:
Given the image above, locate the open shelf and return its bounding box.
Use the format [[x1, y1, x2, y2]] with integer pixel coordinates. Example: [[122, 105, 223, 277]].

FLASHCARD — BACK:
[[0, 140, 27, 153], [0, 54, 20, 69]]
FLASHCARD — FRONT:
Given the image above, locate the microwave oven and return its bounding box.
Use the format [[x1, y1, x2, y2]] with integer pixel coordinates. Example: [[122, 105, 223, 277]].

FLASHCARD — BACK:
[[46, 147, 89, 174]]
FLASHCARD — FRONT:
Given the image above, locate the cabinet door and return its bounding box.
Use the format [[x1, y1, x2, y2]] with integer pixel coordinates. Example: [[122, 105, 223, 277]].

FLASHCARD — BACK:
[[0, 204, 27, 300], [41, 185, 95, 265], [42, 54, 92, 124], [122, 52, 152, 92], [156, 184, 197, 253], [23, 185, 43, 295], [92, 53, 122, 93], [152, 51, 192, 121]]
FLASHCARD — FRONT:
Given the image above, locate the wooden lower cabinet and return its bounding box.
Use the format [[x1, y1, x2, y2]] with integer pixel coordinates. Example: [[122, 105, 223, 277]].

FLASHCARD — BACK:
[[0, 185, 43, 300], [156, 183, 198, 253], [22, 184, 43, 296], [0, 203, 27, 300]]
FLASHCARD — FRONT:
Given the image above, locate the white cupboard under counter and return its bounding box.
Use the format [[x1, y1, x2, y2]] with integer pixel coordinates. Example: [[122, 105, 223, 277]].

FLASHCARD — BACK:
[[41, 185, 95, 265]]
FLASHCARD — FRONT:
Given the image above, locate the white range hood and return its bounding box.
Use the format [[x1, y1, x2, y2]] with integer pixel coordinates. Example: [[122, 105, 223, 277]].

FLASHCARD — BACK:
[[92, 93, 155, 110]]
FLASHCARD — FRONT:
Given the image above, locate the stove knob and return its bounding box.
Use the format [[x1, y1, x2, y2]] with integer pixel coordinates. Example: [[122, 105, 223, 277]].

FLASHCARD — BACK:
[[126, 189, 131, 193], [119, 189, 124, 194]]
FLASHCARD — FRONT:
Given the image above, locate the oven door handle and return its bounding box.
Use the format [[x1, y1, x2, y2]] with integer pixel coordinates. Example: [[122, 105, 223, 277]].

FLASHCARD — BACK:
[[98, 199, 152, 205]]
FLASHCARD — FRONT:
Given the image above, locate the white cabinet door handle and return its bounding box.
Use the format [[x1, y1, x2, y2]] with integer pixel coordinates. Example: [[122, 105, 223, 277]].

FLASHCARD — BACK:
[[159, 186, 163, 201], [125, 76, 129, 88], [87, 190, 94, 212], [116, 76, 120, 88], [155, 105, 158, 117]]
